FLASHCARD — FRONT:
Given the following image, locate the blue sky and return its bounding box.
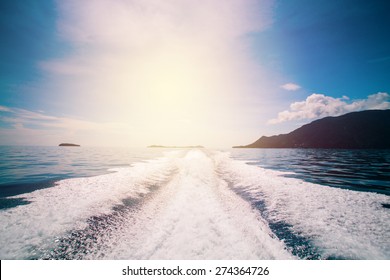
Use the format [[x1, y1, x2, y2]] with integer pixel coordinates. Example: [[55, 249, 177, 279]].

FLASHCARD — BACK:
[[0, 0, 389, 147], [252, 0, 390, 98], [0, 1, 60, 108]]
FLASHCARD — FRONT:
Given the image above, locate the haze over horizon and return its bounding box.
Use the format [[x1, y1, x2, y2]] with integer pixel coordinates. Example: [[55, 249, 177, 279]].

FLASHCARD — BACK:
[[1, 0, 389, 147]]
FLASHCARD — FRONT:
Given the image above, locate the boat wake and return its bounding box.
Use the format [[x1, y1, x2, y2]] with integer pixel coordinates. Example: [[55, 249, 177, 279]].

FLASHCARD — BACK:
[[0, 149, 389, 259]]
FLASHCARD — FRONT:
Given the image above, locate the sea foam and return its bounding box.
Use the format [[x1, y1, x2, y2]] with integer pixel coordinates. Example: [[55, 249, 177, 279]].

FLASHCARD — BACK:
[[215, 151, 390, 259], [0, 149, 388, 259], [0, 153, 177, 259]]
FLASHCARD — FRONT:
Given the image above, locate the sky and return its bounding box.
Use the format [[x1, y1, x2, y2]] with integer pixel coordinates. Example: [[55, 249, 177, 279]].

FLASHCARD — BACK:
[[0, 0, 389, 147]]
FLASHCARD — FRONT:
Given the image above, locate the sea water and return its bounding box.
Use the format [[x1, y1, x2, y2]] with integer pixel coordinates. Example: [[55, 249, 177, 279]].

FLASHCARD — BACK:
[[0, 146, 389, 259]]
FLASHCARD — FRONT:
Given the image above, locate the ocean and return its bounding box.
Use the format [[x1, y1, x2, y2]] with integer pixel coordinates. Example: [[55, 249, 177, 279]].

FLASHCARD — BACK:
[[0, 146, 389, 259]]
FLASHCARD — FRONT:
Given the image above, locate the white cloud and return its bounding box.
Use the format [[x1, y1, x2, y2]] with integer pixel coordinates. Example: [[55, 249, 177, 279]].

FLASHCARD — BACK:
[[269, 92, 390, 124], [0, 105, 12, 112], [280, 83, 301, 91], [55, 0, 273, 48]]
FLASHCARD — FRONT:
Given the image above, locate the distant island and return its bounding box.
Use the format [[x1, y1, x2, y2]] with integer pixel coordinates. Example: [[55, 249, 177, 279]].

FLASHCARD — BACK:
[[234, 109, 390, 149], [59, 143, 80, 147], [148, 145, 204, 148]]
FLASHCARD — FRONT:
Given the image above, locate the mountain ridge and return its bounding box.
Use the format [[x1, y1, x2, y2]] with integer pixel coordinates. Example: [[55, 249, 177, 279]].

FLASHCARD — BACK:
[[234, 110, 390, 149]]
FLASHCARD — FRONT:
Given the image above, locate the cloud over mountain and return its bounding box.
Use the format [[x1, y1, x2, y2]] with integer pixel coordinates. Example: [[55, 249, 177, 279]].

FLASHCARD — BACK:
[[269, 92, 390, 124]]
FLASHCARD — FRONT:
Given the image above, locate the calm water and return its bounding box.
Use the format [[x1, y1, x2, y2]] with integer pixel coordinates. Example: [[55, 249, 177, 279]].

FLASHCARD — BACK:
[[1, 147, 388, 196], [229, 148, 390, 195], [0, 146, 389, 260], [0, 146, 164, 197]]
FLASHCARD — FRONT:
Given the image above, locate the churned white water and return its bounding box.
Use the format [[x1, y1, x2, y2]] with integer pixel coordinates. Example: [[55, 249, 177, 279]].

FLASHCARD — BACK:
[[0, 153, 178, 259], [0, 149, 389, 259], [100, 150, 292, 260], [215, 152, 390, 259]]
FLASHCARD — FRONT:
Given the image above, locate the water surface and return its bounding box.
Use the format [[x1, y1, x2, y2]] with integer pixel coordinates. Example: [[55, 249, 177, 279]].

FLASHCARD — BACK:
[[0, 147, 389, 260]]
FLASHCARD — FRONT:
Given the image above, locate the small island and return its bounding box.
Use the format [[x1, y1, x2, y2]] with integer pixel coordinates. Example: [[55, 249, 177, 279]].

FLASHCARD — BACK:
[[59, 143, 80, 147], [148, 145, 204, 148]]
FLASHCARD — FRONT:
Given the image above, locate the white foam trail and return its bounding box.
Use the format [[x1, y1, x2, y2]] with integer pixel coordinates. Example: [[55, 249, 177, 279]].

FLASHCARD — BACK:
[[0, 155, 177, 259], [215, 152, 390, 259], [99, 150, 292, 259]]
